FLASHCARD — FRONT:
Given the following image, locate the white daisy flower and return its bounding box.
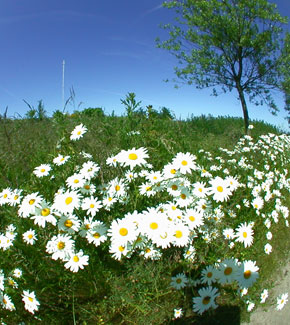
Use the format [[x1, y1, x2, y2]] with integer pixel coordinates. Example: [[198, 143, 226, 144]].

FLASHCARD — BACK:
[[108, 218, 138, 245], [46, 234, 75, 261], [236, 260, 259, 288], [260, 289, 268, 303], [117, 147, 149, 170], [1, 293, 15, 311], [70, 123, 87, 141], [23, 229, 37, 245], [192, 286, 219, 315], [174, 308, 183, 318], [64, 250, 89, 272], [276, 293, 288, 310], [235, 222, 254, 248], [172, 152, 197, 174], [33, 164, 51, 177], [264, 243, 272, 255], [22, 290, 40, 314], [53, 154, 70, 166], [53, 190, 81, 214], [81, 196, 102, 217], [170, 273, 188, 290]]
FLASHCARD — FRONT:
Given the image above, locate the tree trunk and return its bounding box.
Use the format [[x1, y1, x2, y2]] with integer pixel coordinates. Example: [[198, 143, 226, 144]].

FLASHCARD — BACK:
[[236, 83, 249, 134]]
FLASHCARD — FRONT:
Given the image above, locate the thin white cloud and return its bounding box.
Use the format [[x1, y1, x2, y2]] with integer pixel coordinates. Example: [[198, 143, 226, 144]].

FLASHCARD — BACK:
[[143, 4, 163, 16]]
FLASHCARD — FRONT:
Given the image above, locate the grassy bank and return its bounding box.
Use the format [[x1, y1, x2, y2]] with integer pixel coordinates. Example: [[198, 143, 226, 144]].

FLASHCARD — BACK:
[[0, 108, 289, 324]]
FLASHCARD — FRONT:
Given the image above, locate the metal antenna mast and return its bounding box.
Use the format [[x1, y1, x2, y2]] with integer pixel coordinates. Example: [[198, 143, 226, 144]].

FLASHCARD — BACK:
[[62, 59, 65, 111]]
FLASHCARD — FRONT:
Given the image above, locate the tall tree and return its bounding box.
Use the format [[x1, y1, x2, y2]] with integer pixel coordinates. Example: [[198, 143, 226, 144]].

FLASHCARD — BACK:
[[156, 0, 289, 133], [279, 32, 290, 124]]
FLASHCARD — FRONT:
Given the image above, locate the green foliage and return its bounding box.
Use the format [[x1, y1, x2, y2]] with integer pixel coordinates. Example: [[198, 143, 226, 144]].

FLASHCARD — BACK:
[[156, 0, 289, 133], [79, 107, 105, 118], [120, 92, 142, 118], [278, 32, 290, 124], [23, 100, 48, 120]]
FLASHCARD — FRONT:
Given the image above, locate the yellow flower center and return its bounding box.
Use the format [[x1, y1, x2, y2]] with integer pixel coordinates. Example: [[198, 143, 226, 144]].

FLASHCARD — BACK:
[[145, 248, 151, 253], [119, 228, 128, 236], [29, 199, 35, 205], [119, 246, 125, 252], [207, 272, 213, 278], [146, 186, 152, 191], [217, 186, 223, 192], [243, 232, 248, 238], [57, 241, 65, 250], [198, 188, 203, 192], [73, 256, 79, 262], [108, 197, 113, 202], [150, 222, 158, 230], [64, 220, 73, 228], [244, 270, 251, 279], [224, 267, 232, 275], [84, 185, 90, 190], [181, 160, 188, 166], [93, 232, 100, 239], [170, 169, 176, 174], [90, 204, 95, 208], [41, 208, 50, 216], [171, 184, 178, 191], [40, 168, 45, 172], [85, 224, 91, 230], [3, 194, 7, 198], [176, 278, 182, 284], [28, 297, 34, 302], [175, 230, 183, 238], [65, 197, 73, 205], [28, 234, 33, 239], [128, 153, 138, 160], [189, 216, 195, 222], [14, 195, 19, 200], [202, 296, 211, 305], [3, 298, 7, 304], [153, 176, 158, 180], [180, 193, 186, 199], [77, 131, 81, 135], [115, 185, 120, 191], [74, 179, 79, 184]]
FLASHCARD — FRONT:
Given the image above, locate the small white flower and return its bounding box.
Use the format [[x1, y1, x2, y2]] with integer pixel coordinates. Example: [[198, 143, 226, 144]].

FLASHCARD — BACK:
[[260, 289, 268, 303], [276, 293, 288, 310], [264, 243, 272, 255], [266, 231, 272, 240], [174, 308, 183, 318]]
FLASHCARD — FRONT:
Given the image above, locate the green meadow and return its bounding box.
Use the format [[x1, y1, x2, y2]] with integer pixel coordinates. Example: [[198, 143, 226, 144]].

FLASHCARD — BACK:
[[0, 105, 289, 324]]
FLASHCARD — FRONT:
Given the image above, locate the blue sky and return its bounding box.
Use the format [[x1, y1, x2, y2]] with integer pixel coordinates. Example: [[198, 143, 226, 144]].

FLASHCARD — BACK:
[[1, 0, 289, 131]]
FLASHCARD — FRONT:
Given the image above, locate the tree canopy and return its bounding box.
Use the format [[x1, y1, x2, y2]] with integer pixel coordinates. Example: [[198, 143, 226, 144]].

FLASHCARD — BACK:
[[156, 0, 289, 133]]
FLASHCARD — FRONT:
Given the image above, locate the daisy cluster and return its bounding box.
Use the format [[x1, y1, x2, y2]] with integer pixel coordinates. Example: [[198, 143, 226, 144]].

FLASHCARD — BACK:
[[170, 258, 259, 314], [0, 124, 289, 317], [0, 268, 40, 315]]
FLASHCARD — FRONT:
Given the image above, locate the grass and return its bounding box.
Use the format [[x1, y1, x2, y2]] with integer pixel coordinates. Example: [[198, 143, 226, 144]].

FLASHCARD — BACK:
[[0, 106, 289, 324]]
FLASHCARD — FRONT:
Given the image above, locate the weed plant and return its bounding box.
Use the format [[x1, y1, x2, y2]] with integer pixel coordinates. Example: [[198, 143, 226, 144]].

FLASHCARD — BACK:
[[0, 105, 289, 324]]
